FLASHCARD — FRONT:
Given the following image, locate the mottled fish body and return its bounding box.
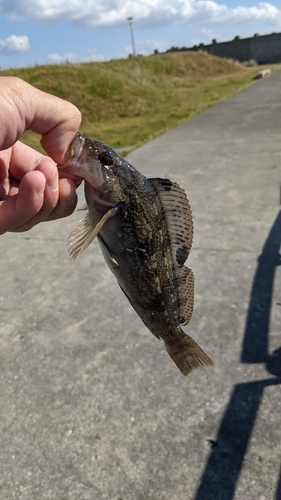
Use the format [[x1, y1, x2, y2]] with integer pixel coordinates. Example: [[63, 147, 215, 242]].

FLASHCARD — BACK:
[[61, 132, 213, 375]]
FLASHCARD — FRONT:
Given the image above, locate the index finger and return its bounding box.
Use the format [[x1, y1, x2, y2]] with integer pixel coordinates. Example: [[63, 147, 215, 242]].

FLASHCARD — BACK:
[[0, 76, 81, 164]]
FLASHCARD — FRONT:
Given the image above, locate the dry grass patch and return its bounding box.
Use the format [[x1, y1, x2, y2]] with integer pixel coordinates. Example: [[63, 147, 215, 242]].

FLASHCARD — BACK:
[[2, 52, 280, 154]]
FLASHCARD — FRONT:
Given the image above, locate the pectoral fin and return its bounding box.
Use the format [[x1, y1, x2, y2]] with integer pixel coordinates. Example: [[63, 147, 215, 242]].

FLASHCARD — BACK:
[[68, 206, 119, 260]]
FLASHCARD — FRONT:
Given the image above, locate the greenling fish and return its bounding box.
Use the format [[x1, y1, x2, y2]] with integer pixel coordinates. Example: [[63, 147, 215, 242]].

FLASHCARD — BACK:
[[61, 132, 213, 376]]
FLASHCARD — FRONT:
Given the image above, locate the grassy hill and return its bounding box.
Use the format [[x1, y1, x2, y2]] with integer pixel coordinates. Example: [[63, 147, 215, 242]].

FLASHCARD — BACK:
[[1, 52, 279, 155]]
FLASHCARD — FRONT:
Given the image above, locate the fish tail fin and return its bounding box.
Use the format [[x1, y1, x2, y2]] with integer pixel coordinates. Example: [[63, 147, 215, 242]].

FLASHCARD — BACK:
[[165, 331, 213, 376]]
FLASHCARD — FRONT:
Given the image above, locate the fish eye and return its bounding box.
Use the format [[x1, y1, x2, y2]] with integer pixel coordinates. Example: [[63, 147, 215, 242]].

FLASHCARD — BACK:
[[98, 151, 114, 166]]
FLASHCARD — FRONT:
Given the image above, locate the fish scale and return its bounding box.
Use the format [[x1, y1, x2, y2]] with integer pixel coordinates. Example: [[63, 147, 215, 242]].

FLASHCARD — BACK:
[[61, 132, 213, 376], [116, 190, 176, 323]]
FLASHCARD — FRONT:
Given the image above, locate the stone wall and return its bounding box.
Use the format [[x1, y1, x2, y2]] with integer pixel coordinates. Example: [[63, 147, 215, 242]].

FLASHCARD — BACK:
[[167, 32, 281, 64]]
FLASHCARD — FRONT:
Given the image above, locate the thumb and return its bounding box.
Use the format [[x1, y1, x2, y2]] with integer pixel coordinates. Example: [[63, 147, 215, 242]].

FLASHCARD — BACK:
[[0, 76, 81, 164]]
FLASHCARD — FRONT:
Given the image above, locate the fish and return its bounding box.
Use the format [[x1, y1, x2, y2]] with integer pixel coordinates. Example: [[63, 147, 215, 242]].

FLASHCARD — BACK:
[[61, 132, 213, 376]]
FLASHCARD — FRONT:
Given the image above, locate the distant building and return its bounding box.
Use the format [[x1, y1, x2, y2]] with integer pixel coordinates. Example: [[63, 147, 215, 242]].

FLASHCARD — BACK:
[[166, 32, 281, 64]]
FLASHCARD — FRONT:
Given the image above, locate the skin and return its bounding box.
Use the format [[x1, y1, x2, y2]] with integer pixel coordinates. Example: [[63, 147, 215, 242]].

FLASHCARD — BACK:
[[0, 76, 82, 234]]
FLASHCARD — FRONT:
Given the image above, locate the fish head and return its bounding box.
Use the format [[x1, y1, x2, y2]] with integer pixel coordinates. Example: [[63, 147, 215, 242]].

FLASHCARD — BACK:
[[62, 132, 138, 207]]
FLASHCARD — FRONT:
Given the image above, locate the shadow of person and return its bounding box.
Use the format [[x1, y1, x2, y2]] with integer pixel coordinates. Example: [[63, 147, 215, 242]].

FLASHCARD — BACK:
[[194, 210, 281, 500], [266, 347, 281, 378], [241, 210, 281, 364]]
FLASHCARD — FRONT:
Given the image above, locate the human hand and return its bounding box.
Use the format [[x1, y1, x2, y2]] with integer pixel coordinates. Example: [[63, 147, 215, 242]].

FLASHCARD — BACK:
[[0, 76, 82, 234]]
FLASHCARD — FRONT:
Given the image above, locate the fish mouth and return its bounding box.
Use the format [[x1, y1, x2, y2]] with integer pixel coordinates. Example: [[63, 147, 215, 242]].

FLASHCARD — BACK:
[[60, 132, 87, 180], [69, 132, 85, 163]]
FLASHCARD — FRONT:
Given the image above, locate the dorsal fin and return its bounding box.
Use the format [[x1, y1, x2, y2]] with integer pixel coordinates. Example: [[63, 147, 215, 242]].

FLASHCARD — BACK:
[[149, 178, 193, 266], [149, 178, 194, 326]]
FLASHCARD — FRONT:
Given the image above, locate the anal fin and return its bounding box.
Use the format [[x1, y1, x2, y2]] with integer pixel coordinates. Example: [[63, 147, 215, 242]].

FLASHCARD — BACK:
[[177, 266, 194, 326]]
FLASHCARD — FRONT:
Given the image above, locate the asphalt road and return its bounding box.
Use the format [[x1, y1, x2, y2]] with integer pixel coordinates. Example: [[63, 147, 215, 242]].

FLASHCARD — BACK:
[[0, 69, 280, 500]]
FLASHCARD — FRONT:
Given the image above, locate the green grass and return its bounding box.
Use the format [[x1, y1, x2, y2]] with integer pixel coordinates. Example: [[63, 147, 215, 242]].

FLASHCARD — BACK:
[[1, 52, 280, 155]]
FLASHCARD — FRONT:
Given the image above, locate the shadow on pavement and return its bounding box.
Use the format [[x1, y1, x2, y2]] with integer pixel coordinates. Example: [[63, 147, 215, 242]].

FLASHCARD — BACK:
[[241, 210, 281, 364], [276, 467, 281, 500], [194, 211, 281, 500]]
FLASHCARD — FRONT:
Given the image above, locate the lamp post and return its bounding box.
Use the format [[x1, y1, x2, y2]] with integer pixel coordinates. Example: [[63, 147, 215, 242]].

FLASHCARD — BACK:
[[127, 17, 136, 57]]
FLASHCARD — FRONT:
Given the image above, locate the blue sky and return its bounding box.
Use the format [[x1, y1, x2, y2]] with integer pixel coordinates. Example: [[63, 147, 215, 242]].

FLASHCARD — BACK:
[[0, 0, 281, 70]]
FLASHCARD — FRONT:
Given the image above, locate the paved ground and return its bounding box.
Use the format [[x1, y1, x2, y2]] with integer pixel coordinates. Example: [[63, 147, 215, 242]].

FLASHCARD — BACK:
[[0, 69, 281, 500]]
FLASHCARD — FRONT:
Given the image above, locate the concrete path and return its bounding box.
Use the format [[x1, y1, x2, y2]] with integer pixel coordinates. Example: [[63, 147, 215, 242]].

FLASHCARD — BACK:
[[0, 70, 281, 500]]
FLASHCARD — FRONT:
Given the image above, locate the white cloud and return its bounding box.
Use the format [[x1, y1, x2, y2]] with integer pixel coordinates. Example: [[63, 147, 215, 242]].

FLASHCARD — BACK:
[[0, 1, 280, 28], [188, 1, 280, 25], [47, 49, 105, 64], [0, 34, 30, 54], [119, 38, 169, 58], [87, 48, 106, 62], [47, 52, 77, 63], [137, 38, 170, 55]]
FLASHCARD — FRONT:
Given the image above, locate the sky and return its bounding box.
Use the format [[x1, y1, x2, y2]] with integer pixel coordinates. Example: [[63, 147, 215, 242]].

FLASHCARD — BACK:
[[0, 0, 281, 70]]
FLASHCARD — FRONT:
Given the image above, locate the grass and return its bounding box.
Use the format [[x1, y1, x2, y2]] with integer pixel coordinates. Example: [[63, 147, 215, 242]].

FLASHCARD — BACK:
[[1, 52, 280, 155]]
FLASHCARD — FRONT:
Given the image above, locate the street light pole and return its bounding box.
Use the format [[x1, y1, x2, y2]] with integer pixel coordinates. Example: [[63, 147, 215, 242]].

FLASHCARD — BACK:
[[127, 17, 136, 57]]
